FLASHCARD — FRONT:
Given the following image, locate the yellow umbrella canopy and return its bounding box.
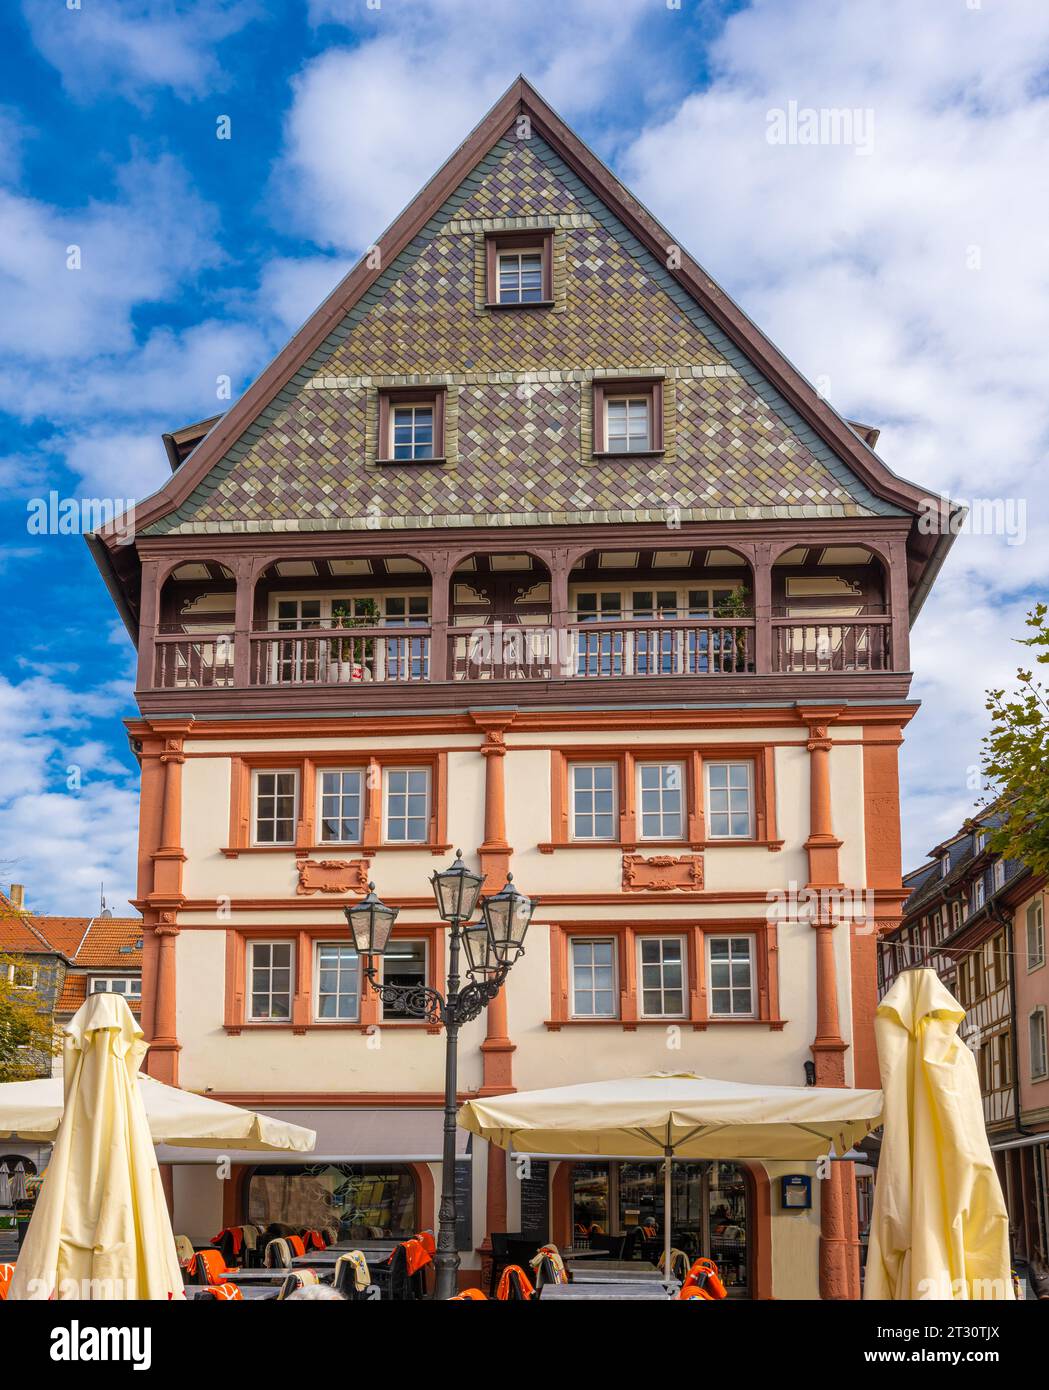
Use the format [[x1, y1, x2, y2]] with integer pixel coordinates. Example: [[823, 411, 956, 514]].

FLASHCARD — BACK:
[[0, 1074, 316, 1152], [459, 1071, 882, 1159], [864, 969, 1014, 1301], [460, 1070, 883, 1277], [8, 993, 185, 1301]]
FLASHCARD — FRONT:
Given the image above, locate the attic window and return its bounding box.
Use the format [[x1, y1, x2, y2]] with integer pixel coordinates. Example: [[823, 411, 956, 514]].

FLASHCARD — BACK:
[[377, 388, 446, 463], [485, 231, 553, 307], [592, 379, 664, 456]]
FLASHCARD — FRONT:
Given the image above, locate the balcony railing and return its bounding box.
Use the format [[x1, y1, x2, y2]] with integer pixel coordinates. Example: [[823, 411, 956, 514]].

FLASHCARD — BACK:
[[772, 617, 891, 673], [151, 617, 896, 689], [154, 632, 235, 689], [249, 627, 430, 686]]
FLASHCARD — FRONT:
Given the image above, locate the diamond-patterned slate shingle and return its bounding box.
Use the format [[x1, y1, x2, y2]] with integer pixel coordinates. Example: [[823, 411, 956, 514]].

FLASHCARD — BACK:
[[154, 134, 882, 534]]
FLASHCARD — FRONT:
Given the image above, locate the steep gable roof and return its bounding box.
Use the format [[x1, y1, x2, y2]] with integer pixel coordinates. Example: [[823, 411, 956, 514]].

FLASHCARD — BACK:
[[93, 78, 956, 610]]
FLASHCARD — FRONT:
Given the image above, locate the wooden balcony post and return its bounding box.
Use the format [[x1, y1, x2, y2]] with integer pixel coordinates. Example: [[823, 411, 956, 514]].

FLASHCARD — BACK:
[[232, 555, 255, 687], [885, 538, 910, 671], [423, 551, 451, 681], [752, 542, 773, 673], [137, 558, 162, 690]]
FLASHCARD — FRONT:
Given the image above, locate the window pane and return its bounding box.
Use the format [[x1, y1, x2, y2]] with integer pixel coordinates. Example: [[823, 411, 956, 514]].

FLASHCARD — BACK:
[[248, 1163, 417, 1239], [382, 941, 427, 1020], [571, 939, 617, 1017]]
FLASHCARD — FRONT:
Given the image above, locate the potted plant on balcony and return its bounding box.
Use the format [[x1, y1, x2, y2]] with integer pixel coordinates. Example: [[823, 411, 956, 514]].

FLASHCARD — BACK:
[[714, 585, 753, 672], [329, 598, 382, 684]]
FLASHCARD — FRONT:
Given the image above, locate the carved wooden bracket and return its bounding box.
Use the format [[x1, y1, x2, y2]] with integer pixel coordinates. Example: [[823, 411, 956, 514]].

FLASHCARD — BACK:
[[295, 858, 371, 896], [622, 853, 704, 892]]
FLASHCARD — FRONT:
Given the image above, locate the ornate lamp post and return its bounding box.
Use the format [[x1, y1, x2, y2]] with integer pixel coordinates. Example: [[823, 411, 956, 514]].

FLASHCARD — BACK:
[[344, 851, 536, 1300]]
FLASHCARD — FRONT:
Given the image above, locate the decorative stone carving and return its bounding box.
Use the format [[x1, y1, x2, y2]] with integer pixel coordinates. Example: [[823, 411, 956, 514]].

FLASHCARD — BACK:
[[296, 858, 371, 896], [622, 853, 704, 892]]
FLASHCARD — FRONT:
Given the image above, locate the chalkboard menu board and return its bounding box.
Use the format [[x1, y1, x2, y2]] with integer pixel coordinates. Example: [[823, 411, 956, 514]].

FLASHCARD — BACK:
[[519, 1160, 550, 1243], [454, 1160, 472, 1250]]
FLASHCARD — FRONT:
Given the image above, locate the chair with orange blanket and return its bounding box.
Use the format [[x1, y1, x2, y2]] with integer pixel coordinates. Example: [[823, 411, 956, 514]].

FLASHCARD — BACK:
[[286, 1234, 307, 1258], [681, 1257, 727, 1300], [495, 1264, 535, 1301], [194, 1282, 244, 1301], [191, 1248, 236, 1286], [448, 1287, 488, 1300], [0, 1263, 15, 1301]]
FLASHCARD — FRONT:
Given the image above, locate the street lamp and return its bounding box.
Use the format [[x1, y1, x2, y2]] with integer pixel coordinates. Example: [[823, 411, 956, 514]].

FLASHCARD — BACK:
[[343, 850, 536, 1300]]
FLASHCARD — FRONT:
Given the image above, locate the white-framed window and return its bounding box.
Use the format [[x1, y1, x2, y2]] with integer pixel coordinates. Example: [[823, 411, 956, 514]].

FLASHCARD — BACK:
[[314, 942, 360, 1022], [318, 768, 364, 844], [605, 395, 651, 453], [1027, 898, 1045, 971], [248, 941, 294, 1021], [637, 761, 685, 840], [383, 767, 431, 843], [391, 403, 434, 460], [707, 935, 755, 1017], [705, 761, 754, 840], [381, 939, 428, 1021], [497, 248, 544, 304], [951, 900, 962, 931], [570, 763, 617, 840], [638, 936, 686, 1018], [940, 855, 950, 879], [971, 877, 986, 914], [5, 962, 37, 989], [269, 592, 430, 629], [976, 829, 988, 852], [570, 938, 618, 1018], [992, 859, 1006, 892], [253, 768, 298, 845], [1030, 1008, 1048, 1080], [89, 976, 141, 997]]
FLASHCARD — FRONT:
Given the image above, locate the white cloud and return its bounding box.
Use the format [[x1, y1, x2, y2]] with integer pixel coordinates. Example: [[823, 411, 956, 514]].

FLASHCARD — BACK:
[[277, 0, 660, 250], [0, 672, 138, 914], [20, 0, 259, 102], [0, 155, 221, 367], [617, 0, 1049, 867]]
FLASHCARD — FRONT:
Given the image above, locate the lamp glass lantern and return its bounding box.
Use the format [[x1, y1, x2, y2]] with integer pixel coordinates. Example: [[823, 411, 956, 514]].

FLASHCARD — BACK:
[[344, 884, 399, 959], [480, 872, 536, 964], [430, 849, 485, 923], [461, 917, 498, 978]]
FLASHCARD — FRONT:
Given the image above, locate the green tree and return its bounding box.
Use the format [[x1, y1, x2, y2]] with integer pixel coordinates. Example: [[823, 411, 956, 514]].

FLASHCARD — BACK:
[[982, 603, 1049, 874], [0, 953, 59, 1082]]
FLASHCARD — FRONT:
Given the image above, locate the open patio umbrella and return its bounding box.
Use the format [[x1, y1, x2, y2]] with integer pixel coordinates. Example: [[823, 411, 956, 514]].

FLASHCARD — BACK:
[[0, 1074, 316, 1152], [459, 1071, 883, 1277], [7, 993, 185, 1301], [864, 969, 1013, 1301]]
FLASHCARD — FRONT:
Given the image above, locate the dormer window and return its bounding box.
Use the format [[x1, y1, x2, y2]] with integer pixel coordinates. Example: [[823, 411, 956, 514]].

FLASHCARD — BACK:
[[392, 403, 434, 460], [485, 230, 553, 307], [606, 395, 652, 452], [498, 249, 543, 304], [377, 388, 446, 463], [592, 378, 664, 456]]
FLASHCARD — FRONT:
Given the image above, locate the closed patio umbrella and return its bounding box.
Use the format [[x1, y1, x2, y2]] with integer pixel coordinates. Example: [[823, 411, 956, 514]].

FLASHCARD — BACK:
[[864, 968, 1013, 1301], [0, 1162, 10, 1208], [0, 1074, 316, 1153], [10, 1162, 26, 1202], [7, 993, 185, 1300], [460, 1071, 883, 1279]]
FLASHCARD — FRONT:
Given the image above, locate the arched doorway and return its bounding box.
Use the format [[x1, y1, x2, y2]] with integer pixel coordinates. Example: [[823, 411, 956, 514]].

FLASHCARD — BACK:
[[771, 543, 890, 672], [449, 552, 552, 680]]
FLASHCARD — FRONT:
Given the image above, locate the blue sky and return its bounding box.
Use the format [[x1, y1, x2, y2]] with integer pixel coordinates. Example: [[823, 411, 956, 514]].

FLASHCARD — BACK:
[[2, 0, 1047, 915]]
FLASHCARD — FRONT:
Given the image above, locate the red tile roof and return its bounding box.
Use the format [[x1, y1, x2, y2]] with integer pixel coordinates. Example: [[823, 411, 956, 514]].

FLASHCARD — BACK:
[[0, 911, 141, 964], [54, 975, 141, 1017]]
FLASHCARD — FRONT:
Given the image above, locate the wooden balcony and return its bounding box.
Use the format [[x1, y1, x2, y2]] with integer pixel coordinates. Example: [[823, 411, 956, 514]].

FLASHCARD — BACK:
[[150, 616, 898, 702]]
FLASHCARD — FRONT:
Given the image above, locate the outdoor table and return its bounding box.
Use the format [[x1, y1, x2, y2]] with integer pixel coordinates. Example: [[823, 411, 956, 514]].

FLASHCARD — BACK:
[[567, 1259, 659, 1274], [540, 1281, 672, 1301], [568, 1266, 669, 1284], [217, 1269, 302, 1285], [183, 1284, 278, 1301]]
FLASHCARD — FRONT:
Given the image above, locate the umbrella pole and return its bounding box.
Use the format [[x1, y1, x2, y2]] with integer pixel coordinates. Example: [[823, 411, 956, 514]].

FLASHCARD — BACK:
[[663, 1145, 673, 1279]]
